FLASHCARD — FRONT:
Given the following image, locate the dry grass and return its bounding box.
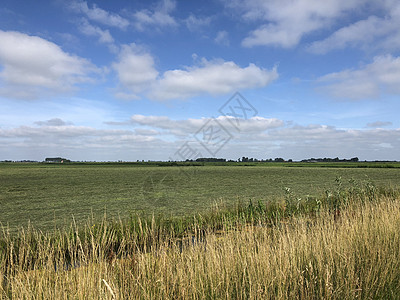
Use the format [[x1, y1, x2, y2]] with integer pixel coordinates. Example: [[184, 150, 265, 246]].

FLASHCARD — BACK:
[[1, 193, 400, 299]]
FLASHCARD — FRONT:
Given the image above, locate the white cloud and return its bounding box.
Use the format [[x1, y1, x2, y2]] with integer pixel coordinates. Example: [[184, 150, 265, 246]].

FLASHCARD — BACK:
[[0, 30, 99, 99], [134, 128, 160, 136], [2, 116, 399, 161], [112, 44, 159, 97], [215, 30, 230, 46], [224, 0, 400, 51], [113, 46, 278, 101], [185, 14, 211, 31], [69, 1, 129, 29], [0, 123, 167, 162], [130, 114, 204, 137], [0, 123, 160, 145], [78, 18, 114, 44], [225, 0, 363, 48], [149, 59, 278, 100], [1, 114, 400, 161], [131, 114, 176, 128], [308, 4, 400, 54], [318, 55, 400, 100], [132, 0, 178, 31], [265, 124, 400, 161], [130, 114, 284, 137]]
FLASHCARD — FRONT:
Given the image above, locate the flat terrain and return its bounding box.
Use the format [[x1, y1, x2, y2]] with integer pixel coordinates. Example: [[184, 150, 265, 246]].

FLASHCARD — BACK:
[[1, 162, 400, 231], [1, 163, 400, 298]]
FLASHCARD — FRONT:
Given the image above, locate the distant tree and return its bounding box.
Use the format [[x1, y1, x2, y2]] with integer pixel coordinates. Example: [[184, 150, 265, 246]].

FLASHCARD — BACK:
[[196, 158, 226, 162]]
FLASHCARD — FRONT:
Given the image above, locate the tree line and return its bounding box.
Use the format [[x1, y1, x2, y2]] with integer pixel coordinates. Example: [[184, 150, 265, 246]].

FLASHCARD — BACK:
[[188, 157, 359, 163]]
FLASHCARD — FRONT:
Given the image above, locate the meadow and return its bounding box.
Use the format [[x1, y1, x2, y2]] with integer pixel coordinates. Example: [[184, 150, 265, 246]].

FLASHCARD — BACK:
[[0, 168, 400, 299], [1, 162, 400, 231]]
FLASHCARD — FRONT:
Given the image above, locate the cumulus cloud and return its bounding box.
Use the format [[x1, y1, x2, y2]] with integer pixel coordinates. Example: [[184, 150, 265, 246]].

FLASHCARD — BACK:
[[132, 0, 178, 31], [112, 45, 278, 101], [69, 1, 129, 29], [78, 18, 114, 44], [308, 4, 400, 54], [317, 55, 400, 100], [0, 122, 169, 161], [0, 123, 170, 161], [150, 59, 278, 100], [223, 0, 400, 52], [2, 116, 399, 161], [130, 114, 204, 137], [0, 30, 99, 99], [112, 44, 159, 98], [224, 0, 363, 48], [134, 128, 160, 136], [129, 114, 284, 137], [265, 124, 400, 161], [153, 59, 276, 99], [0, 123, 160, 147]]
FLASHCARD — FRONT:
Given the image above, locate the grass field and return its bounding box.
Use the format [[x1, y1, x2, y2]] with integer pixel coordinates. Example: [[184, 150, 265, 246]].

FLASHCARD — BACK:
[[1, 162, 400, 231], [1, 178, 399, 299]]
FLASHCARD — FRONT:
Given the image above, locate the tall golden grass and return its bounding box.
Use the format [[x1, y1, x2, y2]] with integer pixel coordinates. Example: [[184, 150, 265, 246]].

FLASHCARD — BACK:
[[1, 193, 400, 299]]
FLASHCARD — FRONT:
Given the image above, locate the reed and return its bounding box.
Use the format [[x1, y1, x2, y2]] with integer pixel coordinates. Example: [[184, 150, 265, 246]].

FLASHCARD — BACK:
[[1, 183, 400, 299]]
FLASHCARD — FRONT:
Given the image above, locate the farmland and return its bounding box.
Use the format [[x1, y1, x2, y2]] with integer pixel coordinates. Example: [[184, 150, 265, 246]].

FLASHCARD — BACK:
[[1, 162, 400, 231], [1, 162, 400, 298]]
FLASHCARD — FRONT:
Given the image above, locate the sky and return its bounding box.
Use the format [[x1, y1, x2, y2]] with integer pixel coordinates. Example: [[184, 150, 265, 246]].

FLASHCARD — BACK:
[[0, 0, 400, 162]]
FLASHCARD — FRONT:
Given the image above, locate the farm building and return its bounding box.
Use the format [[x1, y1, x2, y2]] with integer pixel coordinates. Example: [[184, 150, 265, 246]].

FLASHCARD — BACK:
[[44, 157, 70, 163]]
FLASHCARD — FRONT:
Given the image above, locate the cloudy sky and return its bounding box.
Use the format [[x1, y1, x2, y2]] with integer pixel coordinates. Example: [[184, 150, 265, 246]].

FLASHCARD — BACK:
[[1, 0, 399, 161]]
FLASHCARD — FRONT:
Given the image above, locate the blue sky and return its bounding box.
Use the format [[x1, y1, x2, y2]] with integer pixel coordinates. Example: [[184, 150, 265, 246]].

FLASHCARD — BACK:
[[0, 0, 400, 161]]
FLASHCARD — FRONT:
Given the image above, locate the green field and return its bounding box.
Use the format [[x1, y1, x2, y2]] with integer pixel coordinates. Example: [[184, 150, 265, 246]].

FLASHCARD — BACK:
[[2, 162, 400, 298], [1, 162, 400, 231]]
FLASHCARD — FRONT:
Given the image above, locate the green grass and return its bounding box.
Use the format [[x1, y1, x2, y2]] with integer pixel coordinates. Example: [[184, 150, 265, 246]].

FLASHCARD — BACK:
[[1, 162, 400, 231], [1, 182, 399, 299]]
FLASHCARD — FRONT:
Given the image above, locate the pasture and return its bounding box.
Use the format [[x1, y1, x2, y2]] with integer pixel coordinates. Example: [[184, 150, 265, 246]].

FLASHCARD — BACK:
[[1, 162, 400, 231], [1, 162, 400, 298]]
